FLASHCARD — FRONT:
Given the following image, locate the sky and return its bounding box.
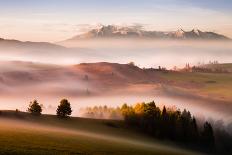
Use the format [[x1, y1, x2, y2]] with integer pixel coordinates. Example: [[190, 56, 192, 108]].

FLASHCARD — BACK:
[[0, 0, 231, 42]]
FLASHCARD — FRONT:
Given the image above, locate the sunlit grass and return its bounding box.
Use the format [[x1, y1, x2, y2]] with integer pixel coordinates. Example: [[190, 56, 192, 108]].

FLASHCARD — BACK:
[[158, 71, 232, 100], [0, 112, 199, 155]]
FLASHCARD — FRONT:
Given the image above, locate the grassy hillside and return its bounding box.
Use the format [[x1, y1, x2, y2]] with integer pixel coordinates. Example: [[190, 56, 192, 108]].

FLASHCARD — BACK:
[[158, 71, 232, 101], [0, 111, 201, 155], [0, 61, 231, 101]]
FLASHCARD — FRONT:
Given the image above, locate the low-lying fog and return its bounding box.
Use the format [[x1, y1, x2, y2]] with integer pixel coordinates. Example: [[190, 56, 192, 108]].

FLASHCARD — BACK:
[[0, 39, 232, 68], [1, 94, 231, 123], [0, 39, 231, 124], [57, 39, 232, 68]]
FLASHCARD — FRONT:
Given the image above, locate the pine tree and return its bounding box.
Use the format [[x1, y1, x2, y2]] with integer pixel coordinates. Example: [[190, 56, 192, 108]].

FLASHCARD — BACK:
[[201, 122, 215, 148]]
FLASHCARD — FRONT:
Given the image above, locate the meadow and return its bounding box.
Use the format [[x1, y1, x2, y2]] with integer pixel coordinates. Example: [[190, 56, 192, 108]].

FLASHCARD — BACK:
[[158, 70, 232, 101], [0, 111, 201, 155]]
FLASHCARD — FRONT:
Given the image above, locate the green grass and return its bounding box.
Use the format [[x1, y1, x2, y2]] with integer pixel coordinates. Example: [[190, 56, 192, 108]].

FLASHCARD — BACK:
[[0, 111, 200, 155], [158, 71, 232, 100]]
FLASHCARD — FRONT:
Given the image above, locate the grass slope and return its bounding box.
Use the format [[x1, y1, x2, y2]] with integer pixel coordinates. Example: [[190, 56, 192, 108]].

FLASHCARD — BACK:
[[0, 111, 201, 155], [158, 71, 232, 101]]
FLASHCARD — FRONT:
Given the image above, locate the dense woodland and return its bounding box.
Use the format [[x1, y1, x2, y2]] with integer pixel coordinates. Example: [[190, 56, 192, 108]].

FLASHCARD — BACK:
[[82, 101, 232, 154], [121, 102, 214, 149]]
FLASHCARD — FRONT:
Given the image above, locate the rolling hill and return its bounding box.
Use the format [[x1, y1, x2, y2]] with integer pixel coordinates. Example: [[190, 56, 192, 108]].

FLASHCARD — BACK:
[[1, 61, 232, 101], [0, 111, 202, 155], [0, 61, 232, 121]]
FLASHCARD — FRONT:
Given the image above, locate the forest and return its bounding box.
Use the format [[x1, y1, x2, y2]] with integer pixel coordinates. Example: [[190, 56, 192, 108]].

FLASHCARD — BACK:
[[82, 101, 232, 154]]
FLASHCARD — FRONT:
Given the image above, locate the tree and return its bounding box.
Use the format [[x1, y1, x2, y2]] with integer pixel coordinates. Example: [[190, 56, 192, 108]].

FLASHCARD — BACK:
[[201, 122, 215, 148], [120, 103, 136, 125], [184, 117, 199, 143], [162, 106, 167, 118], [180, 109, 192, 141], [28, 100, 42, 115], [128, 61, 135, 66], [143, 101, 159, 135], [160, 106, 169, 138], [56, 99, 72, 118]]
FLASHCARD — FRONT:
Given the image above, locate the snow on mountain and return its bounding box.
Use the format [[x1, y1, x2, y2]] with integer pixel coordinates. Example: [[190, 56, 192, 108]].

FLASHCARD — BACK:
[[66, 25, 230, 41]]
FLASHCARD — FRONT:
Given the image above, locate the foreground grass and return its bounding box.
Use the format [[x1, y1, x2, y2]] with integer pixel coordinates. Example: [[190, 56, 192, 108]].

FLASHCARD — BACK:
[[0, 111, 201, 155]]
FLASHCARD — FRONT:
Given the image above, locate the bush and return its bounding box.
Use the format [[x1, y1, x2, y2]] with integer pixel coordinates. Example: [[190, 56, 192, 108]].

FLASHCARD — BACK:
[[56, 99, 72, 118]]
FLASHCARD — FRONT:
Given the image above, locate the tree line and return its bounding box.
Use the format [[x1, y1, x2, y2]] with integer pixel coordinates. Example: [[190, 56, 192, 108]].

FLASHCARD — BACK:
[[120, 101, 215, 149], [80, 105, 122, 119], [27, 99, 232, 153], [81, 101, 215, 149]]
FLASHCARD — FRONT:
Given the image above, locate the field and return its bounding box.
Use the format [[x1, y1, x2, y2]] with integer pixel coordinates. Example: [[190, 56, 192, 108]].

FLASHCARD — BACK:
[[0, 63, 231, 155], [158, 71, 232, 101], [0, 111, 201, 155]]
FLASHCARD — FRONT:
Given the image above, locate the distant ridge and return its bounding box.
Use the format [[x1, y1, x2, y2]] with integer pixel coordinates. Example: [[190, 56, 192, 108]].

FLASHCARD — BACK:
[[66, 25, 230, 41], [0, 38, 66, 50]]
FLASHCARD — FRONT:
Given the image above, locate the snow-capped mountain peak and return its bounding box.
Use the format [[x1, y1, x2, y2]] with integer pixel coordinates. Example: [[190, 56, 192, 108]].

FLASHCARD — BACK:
[[192, 29, 200, 35], [66, 25, 230, 41]]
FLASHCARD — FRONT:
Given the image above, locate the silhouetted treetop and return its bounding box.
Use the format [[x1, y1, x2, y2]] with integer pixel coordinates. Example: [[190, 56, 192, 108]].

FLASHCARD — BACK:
[[27, 100, 42, 115], [56, 99, 72, 118]]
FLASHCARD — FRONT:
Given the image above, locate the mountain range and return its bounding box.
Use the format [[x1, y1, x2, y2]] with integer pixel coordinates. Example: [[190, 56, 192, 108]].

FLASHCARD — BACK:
[[66, 25, 230, 41], [0, 25, 230, 49]]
